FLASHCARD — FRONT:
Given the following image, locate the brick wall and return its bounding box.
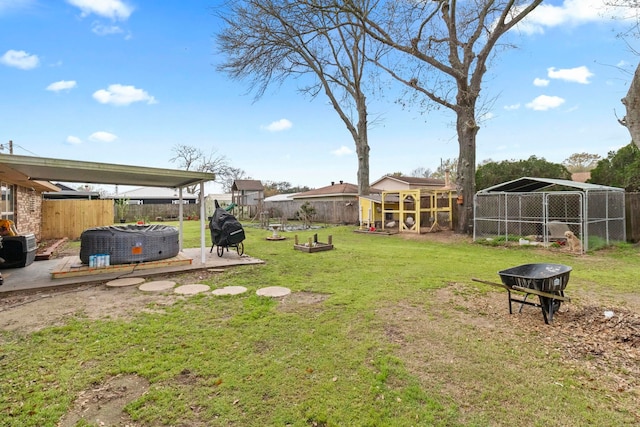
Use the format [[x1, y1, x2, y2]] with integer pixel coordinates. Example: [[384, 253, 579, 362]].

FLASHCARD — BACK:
[[15, 186, 42, 239]]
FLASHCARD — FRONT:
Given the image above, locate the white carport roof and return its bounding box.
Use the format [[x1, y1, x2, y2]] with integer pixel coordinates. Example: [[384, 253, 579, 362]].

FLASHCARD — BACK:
[[0, 153, 213, 188], [477, 177, 624, 194], [0, 153, 214, 263]]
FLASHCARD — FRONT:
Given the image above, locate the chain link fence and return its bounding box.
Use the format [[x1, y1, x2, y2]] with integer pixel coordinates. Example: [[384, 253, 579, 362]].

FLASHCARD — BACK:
[[474, 189, 626, 252]]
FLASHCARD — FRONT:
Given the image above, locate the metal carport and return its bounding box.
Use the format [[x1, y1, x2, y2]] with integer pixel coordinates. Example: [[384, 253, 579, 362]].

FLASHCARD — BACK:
[[0, 153, 215, 263]]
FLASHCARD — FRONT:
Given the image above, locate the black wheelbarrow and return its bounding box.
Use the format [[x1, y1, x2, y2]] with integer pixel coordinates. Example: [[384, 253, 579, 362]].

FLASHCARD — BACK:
[[473, 263, 572, 324]]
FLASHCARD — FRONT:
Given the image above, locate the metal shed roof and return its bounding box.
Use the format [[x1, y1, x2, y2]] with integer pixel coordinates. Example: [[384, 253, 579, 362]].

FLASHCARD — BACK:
[[477, 177, 624, 194], [0, 154, 215, 189]]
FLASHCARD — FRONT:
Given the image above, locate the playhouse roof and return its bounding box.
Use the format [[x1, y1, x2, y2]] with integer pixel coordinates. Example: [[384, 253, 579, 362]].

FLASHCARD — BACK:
[[232, 180, 264, 191], [477, 177, 624, 194]]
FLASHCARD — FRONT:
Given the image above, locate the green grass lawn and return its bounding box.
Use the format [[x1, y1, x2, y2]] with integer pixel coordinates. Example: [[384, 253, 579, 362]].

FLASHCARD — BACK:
[[1, 223, 639, 426]]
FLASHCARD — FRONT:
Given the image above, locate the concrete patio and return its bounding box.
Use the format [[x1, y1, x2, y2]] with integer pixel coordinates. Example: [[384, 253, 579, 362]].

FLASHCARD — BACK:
[[0, 248, 264, 294]]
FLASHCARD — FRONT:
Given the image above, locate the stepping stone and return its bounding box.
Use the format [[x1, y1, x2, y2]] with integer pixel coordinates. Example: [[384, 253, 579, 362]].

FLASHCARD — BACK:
[[139, 280, 176, 292], [256, 286, 291, 298], [174, 284, 210, 295], [106, 277, 145, 288], [212, 286, 247, 296]]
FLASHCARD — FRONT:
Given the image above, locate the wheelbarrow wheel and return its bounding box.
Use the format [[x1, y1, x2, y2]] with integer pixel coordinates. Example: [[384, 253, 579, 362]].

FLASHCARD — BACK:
[[216, 245, 225, 257], [236, 242, 244, 256]]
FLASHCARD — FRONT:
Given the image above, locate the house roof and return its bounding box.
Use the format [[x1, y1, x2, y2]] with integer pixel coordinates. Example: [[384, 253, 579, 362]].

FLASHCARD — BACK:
[[371, 175, 445, 187], [43, 183, 101, 199], [232, 180, 264, 191], [264, 193, 298, 202], [292, 182, 359, 199], [113, 187, 197, 200], [477, 177, 624, 194], [0, 154, 215, 189]]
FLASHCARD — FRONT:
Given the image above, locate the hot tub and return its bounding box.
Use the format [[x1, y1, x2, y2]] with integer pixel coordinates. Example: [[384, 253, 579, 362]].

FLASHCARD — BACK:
[[80, 224, 179, 265]]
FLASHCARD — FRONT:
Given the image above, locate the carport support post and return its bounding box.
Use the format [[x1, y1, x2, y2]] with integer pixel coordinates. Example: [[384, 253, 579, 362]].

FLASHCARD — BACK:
[[178, 187, 184, 251], [199, 182, 206, 264]]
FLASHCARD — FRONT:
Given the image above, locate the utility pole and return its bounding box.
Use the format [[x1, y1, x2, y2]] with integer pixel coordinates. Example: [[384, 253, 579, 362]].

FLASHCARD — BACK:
[[0, 140, 13, 154]]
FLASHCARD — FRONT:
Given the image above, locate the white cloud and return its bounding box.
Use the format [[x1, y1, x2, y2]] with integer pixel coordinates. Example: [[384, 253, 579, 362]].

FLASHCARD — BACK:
[[93, 84, 157, 106], [547, 66, 593, 84], [504, 103, 520, 111], [533, 78, 549, 87], [526, 95, 566, 111], [262, 119, 292, 132], [92, 23, 124, 36], [331, 146, 353, 156], [67, 0, 133, 20], [516, 0, 621, 35], [89, 131, 118, 142], [46, 80, 77, 92], [66, 135, 82, 145], [0, 49, 39, 70]]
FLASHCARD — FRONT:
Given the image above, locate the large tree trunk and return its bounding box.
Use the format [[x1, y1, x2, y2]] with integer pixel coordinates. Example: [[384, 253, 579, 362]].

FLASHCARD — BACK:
[[455, 108, 478, 235], [356, 96, 370, 196], [622, 62, 640, 149]]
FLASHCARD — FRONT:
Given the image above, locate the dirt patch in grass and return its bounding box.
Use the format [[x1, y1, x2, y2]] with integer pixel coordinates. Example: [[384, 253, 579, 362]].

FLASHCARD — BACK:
[[376, 283, 640, 423], [0, 267, 221, 334], [0, 284, 179, 333], [58, 374, 150, 427], [278, 291, 331, 312]]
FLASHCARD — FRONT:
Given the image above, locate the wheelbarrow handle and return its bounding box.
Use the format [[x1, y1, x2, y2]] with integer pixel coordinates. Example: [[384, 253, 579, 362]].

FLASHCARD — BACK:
[[471, 277, 511, 290]]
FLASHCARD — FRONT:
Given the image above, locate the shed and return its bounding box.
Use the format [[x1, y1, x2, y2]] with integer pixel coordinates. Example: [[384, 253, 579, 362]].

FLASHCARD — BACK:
[[473, 177, 626, 252]]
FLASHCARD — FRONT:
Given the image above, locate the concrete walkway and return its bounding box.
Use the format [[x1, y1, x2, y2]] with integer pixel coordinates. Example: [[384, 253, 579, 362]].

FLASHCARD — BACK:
[[0, 248, 264, 294]]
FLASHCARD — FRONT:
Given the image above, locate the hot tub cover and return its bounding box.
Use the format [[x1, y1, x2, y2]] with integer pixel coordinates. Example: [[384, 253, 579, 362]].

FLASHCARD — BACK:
[[80, 224, 179, 265]]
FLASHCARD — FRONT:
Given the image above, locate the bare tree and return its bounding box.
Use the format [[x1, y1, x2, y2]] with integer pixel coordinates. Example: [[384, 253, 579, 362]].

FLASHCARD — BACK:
[[562, 153, 602, 173], [169, 144, 230, 193], [621, 63, 640, 148], [216, 0, 378, 195], [220, 167, 249, 193], [342, 0, 542, 233], [410, 166, 433, 178], [607, 0, 640, 148]]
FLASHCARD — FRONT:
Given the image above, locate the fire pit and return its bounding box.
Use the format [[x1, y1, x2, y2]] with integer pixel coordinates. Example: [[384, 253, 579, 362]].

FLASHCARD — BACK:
[[473, 263, 572, 324]]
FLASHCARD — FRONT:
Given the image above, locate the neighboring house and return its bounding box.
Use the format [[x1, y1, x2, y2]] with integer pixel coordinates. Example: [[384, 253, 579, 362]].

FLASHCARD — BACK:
[[112, 187, 197, 205], [571, 172, 591, 183], [264, 193, 298, 202], [43, 183, 101, 200], [231, 180, 265, 219], [292, 181, 361, 202], [263, 181, 363, 224]]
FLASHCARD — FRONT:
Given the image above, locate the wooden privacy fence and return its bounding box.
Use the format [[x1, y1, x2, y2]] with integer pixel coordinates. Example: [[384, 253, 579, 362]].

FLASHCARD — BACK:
[[41, 200, 114, 240], [264, 200, 359, 224], [626, 192, 640, 243]]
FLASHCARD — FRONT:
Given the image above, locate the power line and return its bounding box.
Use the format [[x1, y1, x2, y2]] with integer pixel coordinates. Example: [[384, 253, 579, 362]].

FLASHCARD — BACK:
[[0, 140, 40, 156]]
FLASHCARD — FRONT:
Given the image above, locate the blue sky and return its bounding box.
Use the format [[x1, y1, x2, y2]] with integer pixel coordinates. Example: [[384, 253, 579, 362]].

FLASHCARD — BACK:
[[0, 0, 638, 194]]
